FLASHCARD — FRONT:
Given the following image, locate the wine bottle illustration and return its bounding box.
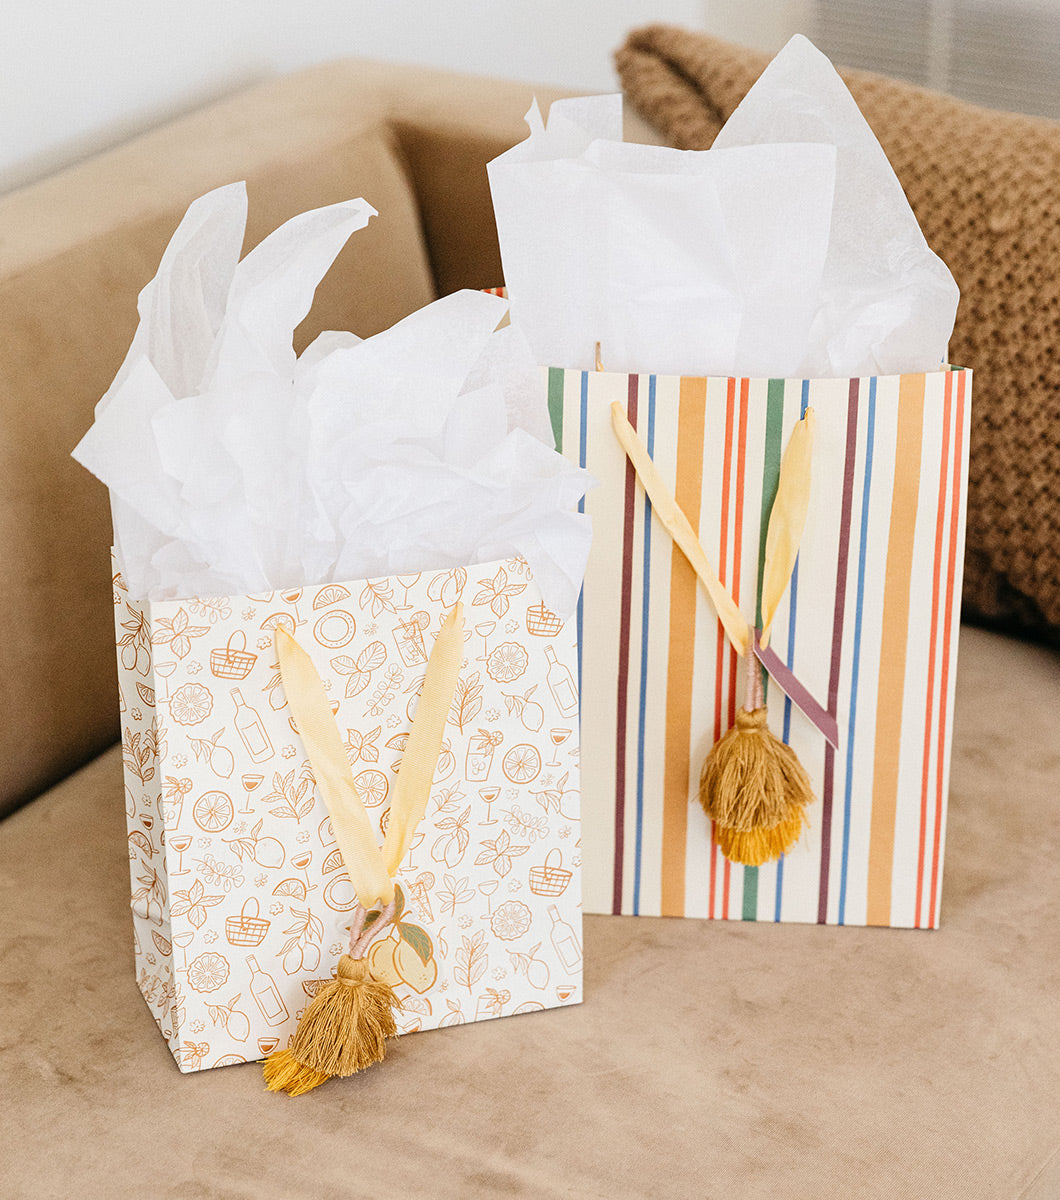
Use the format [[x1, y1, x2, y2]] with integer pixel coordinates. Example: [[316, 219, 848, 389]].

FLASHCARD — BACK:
[[548, 904, 582, 970], [231, 688, 272, 763], [246, 955, 288, 1026], [543, 646, 578, 717]]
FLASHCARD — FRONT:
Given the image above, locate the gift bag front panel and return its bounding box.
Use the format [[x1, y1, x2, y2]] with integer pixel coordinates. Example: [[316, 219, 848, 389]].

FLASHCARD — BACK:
[[115, 557, 582, 1072], [550, 366, 969, 927]]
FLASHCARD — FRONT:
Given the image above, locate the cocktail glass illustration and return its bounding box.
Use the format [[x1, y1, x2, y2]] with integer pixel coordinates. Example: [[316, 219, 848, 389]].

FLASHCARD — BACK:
[[478, 786, 500, 826], [547, 727, 571, 767], [291, 850, 316, 892], [172, 930, 195, 970], [169, 834, 193, 875], [280, 588, 304, 626], [405, 829, 425, 871], [479, 879, 499, 915], [555, 984, 576, 1002], [257, 1036, 279, 1056], [238, 773, 264, 815], [475, 621, 496, 661], [396, 573, 421, 610], [154, 660, 177, 704]]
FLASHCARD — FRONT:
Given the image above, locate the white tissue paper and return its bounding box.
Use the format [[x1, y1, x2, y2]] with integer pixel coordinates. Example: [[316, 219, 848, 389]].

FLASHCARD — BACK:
[[72, 183, 593, 616], [487, 34, 959, 379]]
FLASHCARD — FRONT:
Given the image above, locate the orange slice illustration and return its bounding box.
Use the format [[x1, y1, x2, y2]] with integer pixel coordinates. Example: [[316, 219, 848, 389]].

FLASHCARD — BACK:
[[272, 878, 307, 900], [312, 584, 351, 610], [321, 848, 345, 874], [302, 977, 334, 998], [260, 612, 296, 634], [128, 829, 153, 857], [354, 769, 388, 807], [192, 790, 234, 832], [502, 744, 542, 784]]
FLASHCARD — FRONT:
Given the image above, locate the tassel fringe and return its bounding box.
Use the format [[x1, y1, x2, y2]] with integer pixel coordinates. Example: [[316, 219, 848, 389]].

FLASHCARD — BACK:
[[264, 955, 401, 1096], [699, 705, 815, 866]]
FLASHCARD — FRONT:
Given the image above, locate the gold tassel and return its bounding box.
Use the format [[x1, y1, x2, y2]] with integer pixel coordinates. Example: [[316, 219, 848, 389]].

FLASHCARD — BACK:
[[698, 653, 814, 866], [264, 955, 401, 1096]]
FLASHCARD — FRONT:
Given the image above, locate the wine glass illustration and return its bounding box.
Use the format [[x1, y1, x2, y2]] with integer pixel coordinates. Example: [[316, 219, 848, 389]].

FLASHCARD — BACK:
[[291, 850, 316, 892], [555, 984, 576, 1002], [172, 930, 195, 970], [396, 573, 421, 610], [479, 879, 499, 916], [547, 727, 571, 768], [405, 828, 425, 871], [169, 834, 193, 875], [475, 621, 496, 662], [280, 588, 304, 626], [257, 1036, 279, 1056], [238, 773, 264, 815], [154, 660, 178, 704], [478, 786, 500, 826]]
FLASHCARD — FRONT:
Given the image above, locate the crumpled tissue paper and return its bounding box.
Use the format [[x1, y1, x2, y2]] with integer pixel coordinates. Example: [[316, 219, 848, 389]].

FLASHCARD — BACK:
[[72, 182, 593, 616], [487, 34, 959, 379]]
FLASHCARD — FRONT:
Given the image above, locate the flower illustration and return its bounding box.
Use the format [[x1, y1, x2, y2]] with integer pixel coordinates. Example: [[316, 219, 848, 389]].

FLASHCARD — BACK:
[[504, 619, 519, 634], [329, 943, 343, 957], [507, 879, 523, 894], [204, 930, 218, 944], [173, 755, 188, 769], [269, 901, 284, 916], [297, 830, 310, 844], [241, 608, 256, 621], [559, 825, 572, 840], [131, 707, 143, 723], [486, 642, 528, 684], [485, 707, 500, 723], [491, 967, 508, 981], [187, 661, 203, 676], [490, 900, 532, 941], [257, 637, 271, 650], [281, 745, 296, 759], [190, 1019, 205, 1033], [386, 714, 400, 729], [170, 683, 213, 726], [187, 952, 230, 993], [457, 914, 473, 929], [254, 874, 267, 888]]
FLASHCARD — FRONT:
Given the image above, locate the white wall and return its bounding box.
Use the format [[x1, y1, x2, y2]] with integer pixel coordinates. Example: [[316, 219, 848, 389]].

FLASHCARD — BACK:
[[1, 1, 803, 195]]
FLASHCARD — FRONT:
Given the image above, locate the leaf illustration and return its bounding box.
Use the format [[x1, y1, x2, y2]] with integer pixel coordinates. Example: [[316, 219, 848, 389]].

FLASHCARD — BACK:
[[357, 641, 387, 672], [453, 930, 488, 992], [398, 921, 433, 966], [471, 567, 527, 619], [170, 877, 224, 928], [449, 671, 483, 733], [359, 579, 397, 618], [474, 828, 529, 877]]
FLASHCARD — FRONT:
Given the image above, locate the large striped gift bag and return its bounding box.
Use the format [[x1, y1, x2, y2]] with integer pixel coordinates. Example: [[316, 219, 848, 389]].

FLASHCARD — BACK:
[[548, 366, 970, 927]]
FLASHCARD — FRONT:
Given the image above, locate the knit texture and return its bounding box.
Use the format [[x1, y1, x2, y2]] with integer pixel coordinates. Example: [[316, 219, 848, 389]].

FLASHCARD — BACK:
[[616, 26, 1060, 641]]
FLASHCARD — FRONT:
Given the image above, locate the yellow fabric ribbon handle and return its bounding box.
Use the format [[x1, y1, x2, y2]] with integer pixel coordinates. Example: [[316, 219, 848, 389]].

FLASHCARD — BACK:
[[759, 409, 815, 650], [611, 402, 750, 657], [275, 603, 464, 908]]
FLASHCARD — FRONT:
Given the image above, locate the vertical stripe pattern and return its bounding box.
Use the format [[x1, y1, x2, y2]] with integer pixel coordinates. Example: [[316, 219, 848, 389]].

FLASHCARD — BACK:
[[559, 367, 971, 928]]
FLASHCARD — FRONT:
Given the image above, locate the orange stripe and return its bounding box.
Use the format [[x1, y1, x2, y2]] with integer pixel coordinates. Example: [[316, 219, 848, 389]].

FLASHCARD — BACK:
[[661, 377, 707, 916], [866, 374, 926, 926], [709, 379, 736, 917], [914, 371, 953, 926], [929, 370, 966, 926]]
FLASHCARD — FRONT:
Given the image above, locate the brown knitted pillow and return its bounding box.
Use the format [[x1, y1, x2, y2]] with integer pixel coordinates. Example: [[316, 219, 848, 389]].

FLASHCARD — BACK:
[[616, 26, 1060, 643]]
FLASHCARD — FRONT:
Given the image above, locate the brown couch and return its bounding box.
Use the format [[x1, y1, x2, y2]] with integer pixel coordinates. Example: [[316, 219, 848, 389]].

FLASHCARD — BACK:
[[2, 59, 1058, 1199]]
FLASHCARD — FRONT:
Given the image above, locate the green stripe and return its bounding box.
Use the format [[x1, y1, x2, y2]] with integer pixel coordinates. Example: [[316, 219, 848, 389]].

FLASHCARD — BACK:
[[741, 377, 787, 921], [547, 367, 565, 452]]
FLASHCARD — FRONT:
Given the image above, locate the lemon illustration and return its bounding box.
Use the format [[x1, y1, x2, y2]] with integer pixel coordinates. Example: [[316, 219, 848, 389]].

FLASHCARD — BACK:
[[394, 938, 437, 994], [366, 937, 402, 987]]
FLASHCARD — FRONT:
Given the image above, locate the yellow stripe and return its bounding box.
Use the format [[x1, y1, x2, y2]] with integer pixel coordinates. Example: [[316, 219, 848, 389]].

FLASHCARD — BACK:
[[661, 377, 706, 916], [866, 374, 925, 925]]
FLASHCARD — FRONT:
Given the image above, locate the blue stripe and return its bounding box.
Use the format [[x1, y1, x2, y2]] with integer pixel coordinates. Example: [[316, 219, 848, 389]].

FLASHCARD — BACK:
[[576, 372, 588, 706], [632, 376, 656, 914], [838, 377, 876, 924], [774, 380, 810, 922]]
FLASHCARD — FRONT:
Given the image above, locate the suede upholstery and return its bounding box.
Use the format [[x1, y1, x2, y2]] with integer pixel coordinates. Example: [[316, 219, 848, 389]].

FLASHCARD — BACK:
[[1, 59, 1058, 1199]]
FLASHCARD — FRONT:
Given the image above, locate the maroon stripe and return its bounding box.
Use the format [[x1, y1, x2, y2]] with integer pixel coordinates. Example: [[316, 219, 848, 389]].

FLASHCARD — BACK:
[[612, 374, 639, 914], [817, 378, 859, 924]]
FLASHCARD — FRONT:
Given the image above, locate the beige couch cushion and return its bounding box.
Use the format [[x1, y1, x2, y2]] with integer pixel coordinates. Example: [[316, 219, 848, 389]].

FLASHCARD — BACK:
[[3, 625, 1058, 1197]]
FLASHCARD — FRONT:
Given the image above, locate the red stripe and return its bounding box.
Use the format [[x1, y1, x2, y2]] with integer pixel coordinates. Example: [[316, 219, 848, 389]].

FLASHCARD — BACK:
[[709, 379, 737, 917], [915, 371, 953, 927], [721, 380, 750, 918], [612, 374, 640, 914], [930, 370, 966, 927]]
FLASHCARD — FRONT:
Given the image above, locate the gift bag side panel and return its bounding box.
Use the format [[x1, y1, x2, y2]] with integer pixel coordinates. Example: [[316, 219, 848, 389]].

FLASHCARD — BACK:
[[112, 578, 181, 1059]]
